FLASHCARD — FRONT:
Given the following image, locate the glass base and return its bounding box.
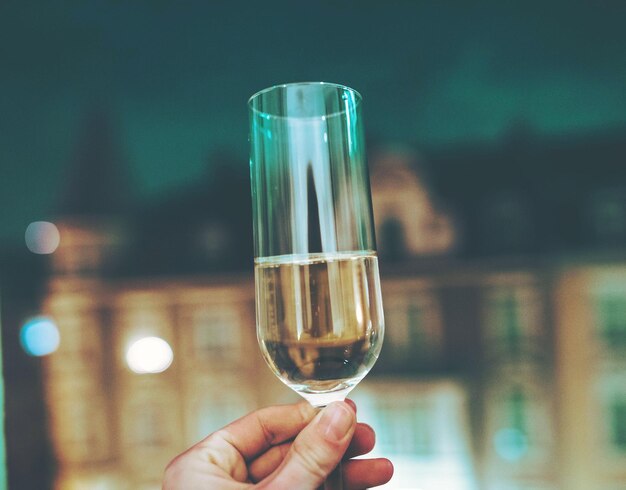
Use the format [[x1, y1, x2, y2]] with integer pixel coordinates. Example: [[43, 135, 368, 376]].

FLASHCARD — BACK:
[[295, 385, 356, 407]]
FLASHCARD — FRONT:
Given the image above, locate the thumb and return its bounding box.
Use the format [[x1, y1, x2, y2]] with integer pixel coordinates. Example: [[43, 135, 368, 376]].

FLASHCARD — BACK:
[[260, 401, 356, 490]]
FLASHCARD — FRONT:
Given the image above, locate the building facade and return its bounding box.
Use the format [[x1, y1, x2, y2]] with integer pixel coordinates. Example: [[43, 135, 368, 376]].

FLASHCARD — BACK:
[[38, 123, 626, 489]]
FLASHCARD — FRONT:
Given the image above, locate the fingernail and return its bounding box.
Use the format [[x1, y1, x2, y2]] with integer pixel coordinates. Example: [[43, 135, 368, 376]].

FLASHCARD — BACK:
[[318, 403, 353, 442], [345, 398, 357, 413]]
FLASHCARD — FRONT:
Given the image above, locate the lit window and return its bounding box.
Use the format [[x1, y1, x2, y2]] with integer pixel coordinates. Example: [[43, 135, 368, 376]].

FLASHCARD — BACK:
[[191, 307, 241, 362], [410, 403, 433, 455], [375, 400, 433, 456], [375, 401, 394, 452], [194, 394, 250, 440]]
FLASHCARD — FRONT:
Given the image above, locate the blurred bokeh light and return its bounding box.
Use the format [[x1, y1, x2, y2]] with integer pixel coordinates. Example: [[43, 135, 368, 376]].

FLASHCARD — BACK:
[[24, 222, 60, 255], [20, 317, 60, 357], [125, 337, 173, 374]]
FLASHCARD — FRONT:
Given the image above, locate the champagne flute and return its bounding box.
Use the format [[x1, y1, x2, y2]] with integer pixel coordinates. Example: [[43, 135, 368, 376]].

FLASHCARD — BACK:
[[248, 82, 384, 489]]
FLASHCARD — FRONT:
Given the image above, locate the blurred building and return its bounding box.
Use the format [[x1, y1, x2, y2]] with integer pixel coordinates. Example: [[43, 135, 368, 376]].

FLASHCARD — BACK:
[[37, 118, 626, 490]]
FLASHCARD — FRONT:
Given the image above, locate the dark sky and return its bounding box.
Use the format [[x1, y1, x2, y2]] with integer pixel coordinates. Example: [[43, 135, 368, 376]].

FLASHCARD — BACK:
[[1, 1, 625, 246]]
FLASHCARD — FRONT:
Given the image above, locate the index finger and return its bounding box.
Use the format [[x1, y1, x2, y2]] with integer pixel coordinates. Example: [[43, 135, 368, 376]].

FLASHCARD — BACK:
[[203, 401, 318, 461]]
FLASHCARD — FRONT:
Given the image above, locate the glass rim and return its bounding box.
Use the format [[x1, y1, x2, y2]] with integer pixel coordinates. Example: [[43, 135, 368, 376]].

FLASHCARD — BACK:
[[248, 81, 362, 120]]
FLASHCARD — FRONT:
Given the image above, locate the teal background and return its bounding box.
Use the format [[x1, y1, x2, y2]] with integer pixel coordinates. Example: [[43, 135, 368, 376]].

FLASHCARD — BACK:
[[1, 1, 625, 246]]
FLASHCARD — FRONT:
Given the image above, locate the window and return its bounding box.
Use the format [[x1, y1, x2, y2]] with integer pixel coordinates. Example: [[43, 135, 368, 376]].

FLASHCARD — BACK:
[[408, 303, 424, 350], [407, 300, 442, 361], [508, 387, 528, 436], [191, 306, 242, 363], [384, 301, 409, 354], [590, 189, 626, 242], [503, 295, 522, 356], [193, 392, 251, 441], [375, 400, 433, 456], [484, 283, 544, 358], [610, 397, 626, 452], [380, 217, 406, 260], [597, 295, 626, 347], [410, 403, 433, 455], [383, 290, 442, 365], [374, 400, 394, 452], [485, 290, 522, 356], [597, 372, 626, 455], [493, 386, 530, 461]]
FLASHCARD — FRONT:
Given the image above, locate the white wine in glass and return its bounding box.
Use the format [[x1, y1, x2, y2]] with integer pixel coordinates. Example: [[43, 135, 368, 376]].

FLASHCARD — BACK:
[[255, 252, 384, 407]]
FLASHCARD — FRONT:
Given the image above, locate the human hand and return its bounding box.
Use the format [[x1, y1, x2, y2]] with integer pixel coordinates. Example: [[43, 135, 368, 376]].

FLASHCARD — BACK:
[[163, 400, 393, 489]]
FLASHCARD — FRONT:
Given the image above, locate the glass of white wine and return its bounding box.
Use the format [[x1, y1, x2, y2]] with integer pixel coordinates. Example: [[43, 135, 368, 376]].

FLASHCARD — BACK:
[[248, 82, 384, 489]]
